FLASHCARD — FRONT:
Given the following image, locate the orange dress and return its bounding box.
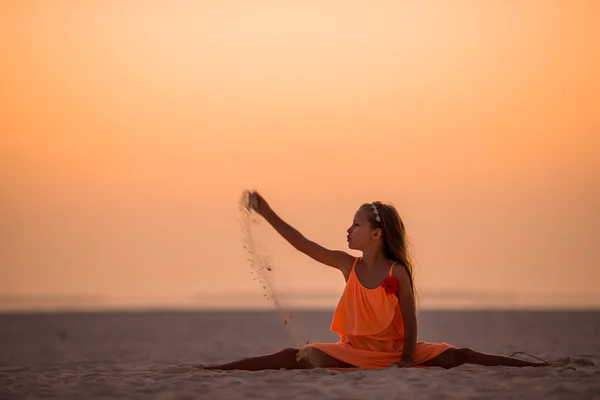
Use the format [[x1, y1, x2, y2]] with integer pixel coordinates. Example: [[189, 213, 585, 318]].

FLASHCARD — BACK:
[[305, 257, 453, 369]]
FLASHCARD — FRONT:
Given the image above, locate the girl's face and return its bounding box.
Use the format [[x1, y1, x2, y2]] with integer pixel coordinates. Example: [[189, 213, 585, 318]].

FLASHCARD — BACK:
[[346, 208, 376, 250]]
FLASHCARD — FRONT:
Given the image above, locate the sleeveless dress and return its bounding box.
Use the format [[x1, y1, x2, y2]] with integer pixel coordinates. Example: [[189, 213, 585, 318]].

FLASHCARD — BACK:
[[304, 257, 454, 369]]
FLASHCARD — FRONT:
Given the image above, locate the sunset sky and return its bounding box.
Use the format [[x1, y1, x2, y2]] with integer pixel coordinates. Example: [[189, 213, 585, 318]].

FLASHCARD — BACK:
[[1, 0, 598, 311]]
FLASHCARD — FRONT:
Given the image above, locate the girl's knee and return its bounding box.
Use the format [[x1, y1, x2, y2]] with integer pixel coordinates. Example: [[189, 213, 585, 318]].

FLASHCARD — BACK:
[[279, 348, 302, 361], [278, 347, 313, 369], [439, 348, 471, 367], [280, 347, 299, 356], [296, 347, 316, 367], [296, 347, 327, 368], [454, 348, 475, 364]]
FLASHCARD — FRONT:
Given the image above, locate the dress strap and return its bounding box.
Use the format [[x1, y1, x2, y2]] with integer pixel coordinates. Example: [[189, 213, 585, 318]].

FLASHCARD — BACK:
[[388, 262, 398, 276], [352, 257, 359, 272]]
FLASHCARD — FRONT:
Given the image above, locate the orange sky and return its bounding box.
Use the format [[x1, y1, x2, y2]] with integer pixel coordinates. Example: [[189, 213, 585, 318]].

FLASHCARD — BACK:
[[1, 0, 598, 310]]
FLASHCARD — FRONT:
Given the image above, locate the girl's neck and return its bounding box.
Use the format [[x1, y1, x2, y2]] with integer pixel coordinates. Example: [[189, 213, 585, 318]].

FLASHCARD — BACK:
[[360, 247, 387, 269]]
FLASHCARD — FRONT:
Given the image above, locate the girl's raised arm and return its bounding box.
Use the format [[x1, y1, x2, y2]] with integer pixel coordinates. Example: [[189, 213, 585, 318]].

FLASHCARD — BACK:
[[250, 192, 354, 272]]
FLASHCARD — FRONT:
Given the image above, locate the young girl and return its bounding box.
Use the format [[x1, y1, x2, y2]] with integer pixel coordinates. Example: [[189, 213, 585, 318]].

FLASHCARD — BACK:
[[204, 193, 548, 370]]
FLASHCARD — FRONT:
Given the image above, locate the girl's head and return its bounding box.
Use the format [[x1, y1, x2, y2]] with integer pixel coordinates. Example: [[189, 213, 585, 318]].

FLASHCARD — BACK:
[[346, 202, 415, 292]]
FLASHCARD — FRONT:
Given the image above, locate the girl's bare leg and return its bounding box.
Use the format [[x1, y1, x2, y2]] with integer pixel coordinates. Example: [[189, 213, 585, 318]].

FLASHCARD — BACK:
[[203, 347, 354, 371], [421, 348, 549, 369]]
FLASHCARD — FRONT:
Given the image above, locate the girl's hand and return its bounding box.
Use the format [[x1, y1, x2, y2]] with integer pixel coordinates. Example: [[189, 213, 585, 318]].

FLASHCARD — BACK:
[[247, 191, 271, 217], [390, 357, 413, 368]]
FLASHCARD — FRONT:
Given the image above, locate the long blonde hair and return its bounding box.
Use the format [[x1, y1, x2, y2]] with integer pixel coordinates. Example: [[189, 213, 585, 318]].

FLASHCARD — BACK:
[[361, 202, 416, 296]]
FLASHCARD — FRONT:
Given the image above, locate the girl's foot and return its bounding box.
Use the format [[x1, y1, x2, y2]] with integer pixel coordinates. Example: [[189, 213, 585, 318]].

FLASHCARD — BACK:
[[509, 352, 550, 366]]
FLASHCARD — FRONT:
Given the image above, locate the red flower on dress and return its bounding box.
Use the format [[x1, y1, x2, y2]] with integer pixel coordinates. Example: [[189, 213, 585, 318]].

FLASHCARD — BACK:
[[382, 276, 399, 295]]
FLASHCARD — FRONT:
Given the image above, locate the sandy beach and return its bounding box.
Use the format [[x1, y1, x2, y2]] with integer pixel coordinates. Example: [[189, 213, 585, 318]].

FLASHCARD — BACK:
[[1, 310, 598, 399]]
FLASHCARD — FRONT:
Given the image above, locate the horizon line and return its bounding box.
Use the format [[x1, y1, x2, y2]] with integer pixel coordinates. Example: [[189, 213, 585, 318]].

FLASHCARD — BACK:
[[1, 305, 600, 315]]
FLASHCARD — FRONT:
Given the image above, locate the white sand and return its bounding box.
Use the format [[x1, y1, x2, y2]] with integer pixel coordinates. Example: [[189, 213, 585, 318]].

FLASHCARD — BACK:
[[1, 310, 599, 399]]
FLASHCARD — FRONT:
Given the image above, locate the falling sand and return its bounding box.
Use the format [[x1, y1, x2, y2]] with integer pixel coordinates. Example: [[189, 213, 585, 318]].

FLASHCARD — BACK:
[[238, 191, 314, 364]]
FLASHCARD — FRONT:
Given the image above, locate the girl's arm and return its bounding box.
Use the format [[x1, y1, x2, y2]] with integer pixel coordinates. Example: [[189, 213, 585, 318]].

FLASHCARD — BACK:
[[394, 266, 418, 364], [252, 193, 354, 272]]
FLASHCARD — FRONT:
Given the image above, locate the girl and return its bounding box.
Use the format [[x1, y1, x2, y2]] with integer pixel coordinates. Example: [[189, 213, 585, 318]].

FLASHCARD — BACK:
[[203, 193, 548, 370]]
